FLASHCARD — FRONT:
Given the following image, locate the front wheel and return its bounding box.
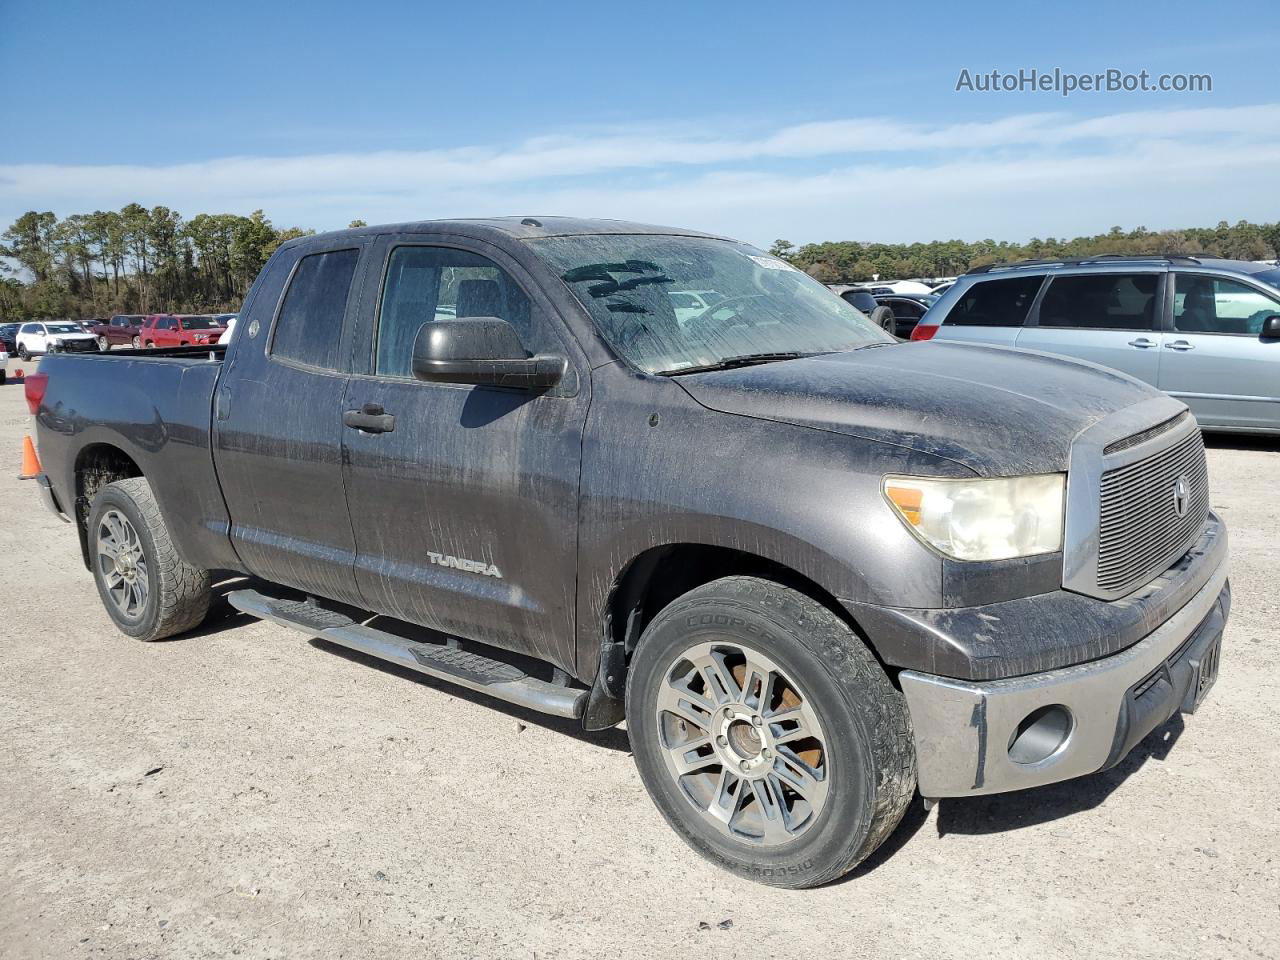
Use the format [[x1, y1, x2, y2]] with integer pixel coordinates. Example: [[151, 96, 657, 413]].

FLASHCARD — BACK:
[[626, 576, 916, 888], [18, 345, 30, 361], [88, 477, 212, 641], [97, 335, 109, 351]]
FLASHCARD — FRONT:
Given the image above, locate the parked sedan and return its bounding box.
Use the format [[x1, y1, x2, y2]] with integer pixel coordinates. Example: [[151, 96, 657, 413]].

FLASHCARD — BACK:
[[0, 322, 19, 354], [139, 314, 228, 348], [15, 321, 100, 359]]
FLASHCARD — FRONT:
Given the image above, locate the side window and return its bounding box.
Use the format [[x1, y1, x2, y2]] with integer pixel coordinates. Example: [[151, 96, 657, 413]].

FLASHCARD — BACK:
[[1038, 273, 1158, 330], [892, 299, 925, 320], [946, 276, 1042, 327], [271, 248, 360, 370], [375, 246, 537, 379], [1174, 275, 1280, 335]]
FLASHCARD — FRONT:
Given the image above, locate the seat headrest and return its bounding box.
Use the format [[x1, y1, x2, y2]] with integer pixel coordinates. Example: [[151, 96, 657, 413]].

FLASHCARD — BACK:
[[456, 279, 505, 319]]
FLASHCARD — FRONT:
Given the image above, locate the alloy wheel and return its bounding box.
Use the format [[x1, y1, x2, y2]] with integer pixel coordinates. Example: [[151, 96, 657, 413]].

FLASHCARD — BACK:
[[96, 509, 149, 619], [654, 641, 829, 845]]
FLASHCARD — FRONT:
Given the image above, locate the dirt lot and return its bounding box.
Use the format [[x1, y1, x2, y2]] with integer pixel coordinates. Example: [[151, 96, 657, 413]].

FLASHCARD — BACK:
[[1, 357, 1277, 960]]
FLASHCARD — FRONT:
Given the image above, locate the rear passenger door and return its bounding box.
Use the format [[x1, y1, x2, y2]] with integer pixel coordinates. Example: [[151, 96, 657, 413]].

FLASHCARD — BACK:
[[339, 237, 588, 671], [1158, 273, 1280, 430], [213, 241, 372, 604], [936, 275, 1042, 347], [1016, 271, 1164, 384]]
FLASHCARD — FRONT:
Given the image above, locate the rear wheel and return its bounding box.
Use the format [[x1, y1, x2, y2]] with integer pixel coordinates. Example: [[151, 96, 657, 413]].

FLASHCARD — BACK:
[[97, 335, 109, 351], [88, 477, 212, 642], [131, 335, 141, 349], [626, 576, 915, 888]]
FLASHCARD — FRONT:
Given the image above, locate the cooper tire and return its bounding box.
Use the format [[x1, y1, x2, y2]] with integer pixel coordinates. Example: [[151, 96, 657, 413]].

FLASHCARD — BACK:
[[626, 576, 915, 888], [88, 477, 212, 642]]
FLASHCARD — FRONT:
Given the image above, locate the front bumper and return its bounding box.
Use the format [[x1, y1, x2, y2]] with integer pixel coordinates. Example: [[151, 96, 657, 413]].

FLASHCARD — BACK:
[[900, 553, 1229, 799]]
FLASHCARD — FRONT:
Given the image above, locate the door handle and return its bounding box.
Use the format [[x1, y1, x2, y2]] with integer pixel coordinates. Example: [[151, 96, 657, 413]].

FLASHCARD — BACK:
[[1165, 340, 1195, 351], [343, 402, 396, 433], [1128, 337, 1157, 348]]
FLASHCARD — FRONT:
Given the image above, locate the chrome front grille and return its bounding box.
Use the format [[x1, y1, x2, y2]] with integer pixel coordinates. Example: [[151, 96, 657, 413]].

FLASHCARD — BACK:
[[1097, 429, 1209, 593]]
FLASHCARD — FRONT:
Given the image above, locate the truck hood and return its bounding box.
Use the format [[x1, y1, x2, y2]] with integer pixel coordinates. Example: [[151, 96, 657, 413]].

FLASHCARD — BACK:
[[675, 341, 1163, 475]]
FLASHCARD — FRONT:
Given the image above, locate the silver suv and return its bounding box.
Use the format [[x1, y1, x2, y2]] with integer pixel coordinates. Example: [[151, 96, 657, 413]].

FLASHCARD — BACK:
[[912, 255, 1280, 434]]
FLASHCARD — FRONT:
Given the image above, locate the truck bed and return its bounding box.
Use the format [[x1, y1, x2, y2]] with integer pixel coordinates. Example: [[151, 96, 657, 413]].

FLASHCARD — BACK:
[[33, 346, 238, 573]]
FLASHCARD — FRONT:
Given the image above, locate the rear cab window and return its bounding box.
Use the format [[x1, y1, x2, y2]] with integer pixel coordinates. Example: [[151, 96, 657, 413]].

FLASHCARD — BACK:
[[271, 248, 361, 370], [945, 276, 1042, 327]]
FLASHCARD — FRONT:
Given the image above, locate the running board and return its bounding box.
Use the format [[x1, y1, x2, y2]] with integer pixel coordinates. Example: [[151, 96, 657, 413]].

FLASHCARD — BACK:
[[227, 589, 588, 720]]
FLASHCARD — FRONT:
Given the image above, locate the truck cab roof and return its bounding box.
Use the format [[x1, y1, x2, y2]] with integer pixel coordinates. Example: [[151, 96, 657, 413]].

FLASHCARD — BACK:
[[284, 216, 728, 252]]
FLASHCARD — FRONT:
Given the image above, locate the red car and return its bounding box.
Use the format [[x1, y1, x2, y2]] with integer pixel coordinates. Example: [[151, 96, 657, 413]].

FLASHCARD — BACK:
[[88, 314, 145, 350], [140, 314, 227, 348]]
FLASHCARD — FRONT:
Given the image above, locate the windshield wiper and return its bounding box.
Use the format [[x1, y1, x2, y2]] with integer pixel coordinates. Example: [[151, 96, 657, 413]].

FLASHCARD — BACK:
[[657, 352, 814, 376]]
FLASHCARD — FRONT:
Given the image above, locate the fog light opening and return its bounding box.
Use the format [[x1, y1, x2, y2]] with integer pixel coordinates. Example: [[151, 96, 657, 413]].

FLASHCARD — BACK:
[[1007, 704, 1073, 765]]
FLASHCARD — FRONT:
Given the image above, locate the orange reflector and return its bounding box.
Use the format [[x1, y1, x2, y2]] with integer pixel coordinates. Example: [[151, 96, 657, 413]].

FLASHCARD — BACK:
[[884, 483, 923, 525], [19, 435, 41, 480]]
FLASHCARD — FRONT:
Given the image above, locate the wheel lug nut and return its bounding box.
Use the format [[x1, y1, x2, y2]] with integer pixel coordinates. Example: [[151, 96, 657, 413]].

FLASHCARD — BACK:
[[716, 735, 728, 747], [751, 715, 763, 727], [724, 707, 734, 719], [762, 748, 772, 759]]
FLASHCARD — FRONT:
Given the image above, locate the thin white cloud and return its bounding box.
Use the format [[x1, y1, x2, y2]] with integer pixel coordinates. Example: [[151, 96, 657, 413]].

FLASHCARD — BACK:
[[3, 103, 1278, 244]]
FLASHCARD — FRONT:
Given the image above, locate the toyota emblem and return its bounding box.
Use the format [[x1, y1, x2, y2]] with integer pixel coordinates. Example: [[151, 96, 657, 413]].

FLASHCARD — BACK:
[[1172, 475, 1190, 518]]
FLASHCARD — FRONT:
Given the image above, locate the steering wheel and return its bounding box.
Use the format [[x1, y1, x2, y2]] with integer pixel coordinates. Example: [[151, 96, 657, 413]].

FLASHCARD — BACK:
[[686, 294, 765, 328]]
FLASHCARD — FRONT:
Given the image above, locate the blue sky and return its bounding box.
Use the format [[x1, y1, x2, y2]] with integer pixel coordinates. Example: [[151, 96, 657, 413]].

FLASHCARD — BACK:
[[1, 0, 1277, 246]]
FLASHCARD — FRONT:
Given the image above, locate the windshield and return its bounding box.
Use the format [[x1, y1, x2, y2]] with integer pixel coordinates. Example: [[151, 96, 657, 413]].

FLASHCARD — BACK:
[[528, 235, 890, 374], [47, 323, 81, 334], [1252, 268, 1280, 290], [180, 316, 220, 330]]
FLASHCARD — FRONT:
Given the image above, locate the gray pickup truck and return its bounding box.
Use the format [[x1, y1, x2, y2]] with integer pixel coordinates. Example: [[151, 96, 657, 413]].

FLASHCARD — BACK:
[[28, 217, 1229, 887]]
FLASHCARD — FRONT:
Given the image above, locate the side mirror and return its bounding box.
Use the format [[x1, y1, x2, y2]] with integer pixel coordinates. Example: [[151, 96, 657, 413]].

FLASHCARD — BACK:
[[1261, 315, 1280, 340], [411, 317, 564, 389]]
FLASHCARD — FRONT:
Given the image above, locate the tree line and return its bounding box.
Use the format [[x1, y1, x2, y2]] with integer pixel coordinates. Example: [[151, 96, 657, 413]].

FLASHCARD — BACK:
[[770, 220, 1280, 282], [4, 207, 1277, 320], [0, 206, 353, 321]]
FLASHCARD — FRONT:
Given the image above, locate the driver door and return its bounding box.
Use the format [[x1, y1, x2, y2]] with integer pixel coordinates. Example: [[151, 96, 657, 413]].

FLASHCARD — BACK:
[[340, 237, 589, 671]]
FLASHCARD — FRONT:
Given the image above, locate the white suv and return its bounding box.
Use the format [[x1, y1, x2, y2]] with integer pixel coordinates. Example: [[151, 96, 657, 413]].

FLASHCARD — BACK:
[[15, 321, 100, 359]]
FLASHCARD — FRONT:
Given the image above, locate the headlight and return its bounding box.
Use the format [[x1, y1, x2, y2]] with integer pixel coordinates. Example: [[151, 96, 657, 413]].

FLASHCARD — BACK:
[[883, 473, 1065, 561]]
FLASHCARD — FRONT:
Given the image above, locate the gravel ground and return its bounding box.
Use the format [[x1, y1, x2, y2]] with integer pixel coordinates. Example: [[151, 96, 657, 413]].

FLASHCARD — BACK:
[[1, 358, 1278, 960]]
